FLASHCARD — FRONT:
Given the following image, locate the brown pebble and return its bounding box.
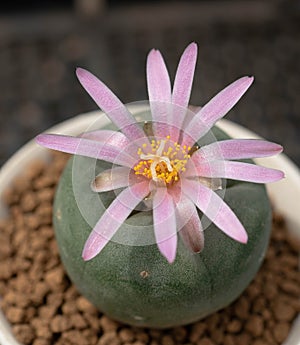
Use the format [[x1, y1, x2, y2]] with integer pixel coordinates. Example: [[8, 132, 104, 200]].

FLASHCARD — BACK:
[[6, 306, 25, 323], [292, 298, 300, 312], [100, 315, 119, 332], [84, 312, 101, 330], [76, 295, 97, 313], [161, 334, 175, 345], [206, 313, 220, 331], [252, 340, 269, 345], [172, 326, 187, 342], [62, 302, 77, 316], [25, 213, 40, 230], [252, 296, 266, 314], [3, 188, 19, 206], [280, 280, 300, 296], [132, 341, 147, 345], [24, 160, 45, 180], [0, 234, 13, 259], [11, 273, 32, 294], [273, 300, 296, 321], [234, 332, 252, 345], [260, 309, 271, 322], [247, 281, 261, 299], [47, 292, 64, 308], [37, 188, 54, 203], [3, 290, 31, 308], [12, 324, 35, 345], [273, 322, 290, 342], [245, 314, 264, 337], [34, 175, 54, 189], [45, 266, 66, 291], [12, 176, 32, 195], [70, 313, 88, 329], [50, 314, 71, 333], [234, 296, 249, 319], [262, 282, 277, 300], [82, 328, 99, 345], [39, 304, 58, 320], [189, 322, 206, 342], [119, 328, 135, 342], [135, 330, 149, 343], [210, 328, 224, 344], [226, 318, 242, 333], [149, 329, 161, 339], [32, 339, 51, 345], [198, 337, 216, 345], [0, 261, 14, 279], [62, 329, 91, 345], [31, 318, 52, 339], [281, 254, 299, 268], [25, 306, 36, 321], [263, 328, 275, 343], [64, 285, 79, 300], [223, 334, 235, 345], [97, 331, 121, 345], [31, 281, 50, 305], [21, 191, 38, 212]]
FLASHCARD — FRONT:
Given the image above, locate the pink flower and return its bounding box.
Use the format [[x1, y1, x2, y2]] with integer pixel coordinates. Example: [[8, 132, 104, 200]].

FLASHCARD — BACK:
[[36, 43, 284, 263]]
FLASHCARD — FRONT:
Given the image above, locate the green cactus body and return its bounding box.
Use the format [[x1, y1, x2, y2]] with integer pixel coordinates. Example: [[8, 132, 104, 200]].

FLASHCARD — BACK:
[[53, 127, 271, 329]]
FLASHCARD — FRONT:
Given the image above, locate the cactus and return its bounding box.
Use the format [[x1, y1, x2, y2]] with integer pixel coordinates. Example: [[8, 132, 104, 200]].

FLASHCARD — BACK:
[[53, 126, 272, 328], [36, 43, 283, 328]]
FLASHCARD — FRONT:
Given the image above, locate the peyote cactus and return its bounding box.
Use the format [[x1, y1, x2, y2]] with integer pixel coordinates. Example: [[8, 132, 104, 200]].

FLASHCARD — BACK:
[[36, 43, 284, 328]]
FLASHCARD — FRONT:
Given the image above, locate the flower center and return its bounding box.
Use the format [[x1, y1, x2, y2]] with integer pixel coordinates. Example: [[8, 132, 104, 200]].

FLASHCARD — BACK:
[[133, 136, 191, 184]]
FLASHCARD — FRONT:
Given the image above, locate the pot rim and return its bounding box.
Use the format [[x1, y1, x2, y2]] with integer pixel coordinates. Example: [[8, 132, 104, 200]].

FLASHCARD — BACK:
[[0, 104, 299, 345]]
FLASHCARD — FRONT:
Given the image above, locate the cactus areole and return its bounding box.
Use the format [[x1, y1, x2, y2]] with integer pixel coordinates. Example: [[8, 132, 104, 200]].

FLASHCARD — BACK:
[[36, 43, 284, 328]]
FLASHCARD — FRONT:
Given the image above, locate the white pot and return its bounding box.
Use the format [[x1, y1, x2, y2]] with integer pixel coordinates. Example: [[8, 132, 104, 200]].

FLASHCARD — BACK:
[[0, 105, 299, 345]]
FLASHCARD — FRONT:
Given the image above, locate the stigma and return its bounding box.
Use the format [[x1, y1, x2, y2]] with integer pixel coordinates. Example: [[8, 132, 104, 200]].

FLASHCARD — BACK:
[[133, 136, 191, 184]]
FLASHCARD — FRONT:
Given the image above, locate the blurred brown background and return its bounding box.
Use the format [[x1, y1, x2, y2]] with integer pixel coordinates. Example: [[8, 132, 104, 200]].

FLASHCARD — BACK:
[[0, 0, 299, 166]]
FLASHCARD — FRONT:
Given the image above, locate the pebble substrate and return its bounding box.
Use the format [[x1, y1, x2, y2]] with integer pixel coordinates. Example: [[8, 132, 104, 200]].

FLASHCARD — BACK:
[[0, 152, 300, 345]]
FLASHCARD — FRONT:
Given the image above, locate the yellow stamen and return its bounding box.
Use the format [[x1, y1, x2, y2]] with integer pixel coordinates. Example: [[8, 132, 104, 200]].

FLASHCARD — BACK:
[[134, 137, 190, 184]]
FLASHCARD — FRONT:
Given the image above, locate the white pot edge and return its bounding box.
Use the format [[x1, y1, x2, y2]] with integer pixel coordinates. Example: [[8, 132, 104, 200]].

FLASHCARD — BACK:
[[0, 105, 299, 345]]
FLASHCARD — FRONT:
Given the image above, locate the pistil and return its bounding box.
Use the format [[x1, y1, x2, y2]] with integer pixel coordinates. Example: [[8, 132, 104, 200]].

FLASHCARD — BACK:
[[134, 137, 191, 184]]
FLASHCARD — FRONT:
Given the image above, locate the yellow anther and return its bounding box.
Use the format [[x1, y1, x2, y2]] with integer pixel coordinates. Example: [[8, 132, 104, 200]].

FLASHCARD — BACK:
[[133, 136, 191, 184]]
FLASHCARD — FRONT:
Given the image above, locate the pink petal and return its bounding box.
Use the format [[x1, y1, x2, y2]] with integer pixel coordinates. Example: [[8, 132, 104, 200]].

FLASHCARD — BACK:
[[182, 179, 248, 243], [152, 186, 177, 263], [91, 166, 137, 192], [188, 160, 284, 183], [76, 68, 144, 141], [82, 180, 150, 260], [146, 49, 172, 138], [182, 76, 254, 146], [80, 129, 138, 158], [170, 43, 198, 141], [80, 130, 131, 146], [172, 43, 198, 109], [36, 134, 136, 168], [193, 139, 283, 161], [176, 195, 204, 253]]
